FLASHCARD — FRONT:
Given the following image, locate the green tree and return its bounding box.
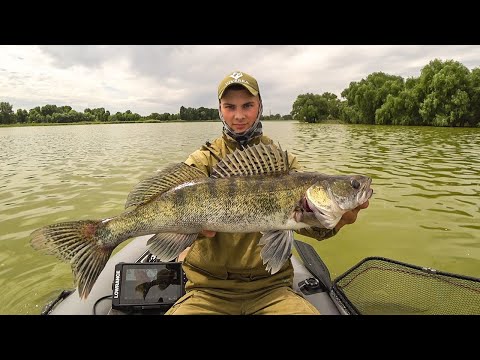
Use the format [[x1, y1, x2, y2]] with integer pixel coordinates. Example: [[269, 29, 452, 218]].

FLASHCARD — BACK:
[[469, 67, 480, 126], [40, 104, 59, 117], [27, 109, 43, 123], [341, 72, 404, 124], [418, 59, 472, 126], [85, 107, 109, 122], [375, 76, 421, 126], [16, 108, 28, 123], [59, 105, 72, 113], [0, 102, 14, 124], [291, 93, 332, 123]]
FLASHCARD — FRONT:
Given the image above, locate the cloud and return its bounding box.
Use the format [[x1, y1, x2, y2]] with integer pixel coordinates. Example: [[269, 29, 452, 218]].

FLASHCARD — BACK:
[[1, 45, 480, 116]]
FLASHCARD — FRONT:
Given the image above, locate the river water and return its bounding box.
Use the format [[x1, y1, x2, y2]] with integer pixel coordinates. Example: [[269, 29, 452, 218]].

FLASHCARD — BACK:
[[1, 121, 479, 314]]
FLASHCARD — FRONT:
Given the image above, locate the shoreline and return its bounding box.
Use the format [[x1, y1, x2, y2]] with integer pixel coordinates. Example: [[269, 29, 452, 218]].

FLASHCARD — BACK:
[[0, 119, 298, 128]]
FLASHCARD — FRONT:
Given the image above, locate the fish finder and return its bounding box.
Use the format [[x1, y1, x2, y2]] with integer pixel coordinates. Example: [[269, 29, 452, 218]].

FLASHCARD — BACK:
[[111, 262, 186, 312]]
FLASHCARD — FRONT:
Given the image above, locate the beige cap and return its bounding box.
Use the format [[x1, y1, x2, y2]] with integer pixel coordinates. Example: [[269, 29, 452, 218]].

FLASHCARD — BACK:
[[217, 71, 260, 99]]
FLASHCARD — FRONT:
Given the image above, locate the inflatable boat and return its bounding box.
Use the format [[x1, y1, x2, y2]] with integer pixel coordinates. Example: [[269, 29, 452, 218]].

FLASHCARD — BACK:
[[42, 236, 480, 315]]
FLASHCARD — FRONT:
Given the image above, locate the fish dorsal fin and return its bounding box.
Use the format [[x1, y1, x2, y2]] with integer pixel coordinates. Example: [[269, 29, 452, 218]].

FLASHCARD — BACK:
[[211, 143, 290, 178], [125, 162, 207, 209]]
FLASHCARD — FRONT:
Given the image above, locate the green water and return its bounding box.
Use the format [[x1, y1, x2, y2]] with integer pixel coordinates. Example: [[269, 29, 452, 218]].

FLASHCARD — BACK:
[[1, 121, 479, 314]]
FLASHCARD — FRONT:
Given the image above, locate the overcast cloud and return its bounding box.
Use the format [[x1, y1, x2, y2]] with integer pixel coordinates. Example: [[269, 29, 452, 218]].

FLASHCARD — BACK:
[[1, 45, 480, 116]]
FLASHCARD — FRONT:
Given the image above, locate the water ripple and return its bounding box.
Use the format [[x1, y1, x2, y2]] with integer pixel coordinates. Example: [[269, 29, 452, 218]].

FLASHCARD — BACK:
[[1, 122, 479, 314]]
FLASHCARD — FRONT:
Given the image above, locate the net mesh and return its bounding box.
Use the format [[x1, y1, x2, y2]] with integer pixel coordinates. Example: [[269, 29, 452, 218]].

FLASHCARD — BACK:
[[332, 257, 480, 315]]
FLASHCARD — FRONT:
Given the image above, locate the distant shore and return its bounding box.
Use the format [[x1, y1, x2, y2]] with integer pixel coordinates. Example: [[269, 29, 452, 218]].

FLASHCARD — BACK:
[[0, 120, 211, 127], [0, 119, 301, 128]]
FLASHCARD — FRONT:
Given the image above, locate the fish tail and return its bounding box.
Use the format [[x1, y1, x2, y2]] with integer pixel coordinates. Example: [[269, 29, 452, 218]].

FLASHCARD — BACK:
[[30, 220, 114, 299]]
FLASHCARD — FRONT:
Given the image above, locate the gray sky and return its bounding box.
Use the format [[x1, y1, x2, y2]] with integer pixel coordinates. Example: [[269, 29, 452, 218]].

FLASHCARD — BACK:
[[2, 45, 480, 116]]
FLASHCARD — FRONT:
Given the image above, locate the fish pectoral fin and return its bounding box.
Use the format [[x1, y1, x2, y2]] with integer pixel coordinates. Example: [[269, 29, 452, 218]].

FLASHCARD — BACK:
[[147, 232, 198, 262], [259, 230, 294, 274]]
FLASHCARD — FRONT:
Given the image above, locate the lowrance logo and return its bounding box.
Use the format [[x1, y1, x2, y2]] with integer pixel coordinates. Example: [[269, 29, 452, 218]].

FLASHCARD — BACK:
[[113, 270, 121, 298]]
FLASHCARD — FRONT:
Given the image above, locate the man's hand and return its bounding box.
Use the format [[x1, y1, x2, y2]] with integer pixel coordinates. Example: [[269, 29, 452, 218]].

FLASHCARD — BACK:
[[201, 230, 216, 238], [334, 200, 370, 233]]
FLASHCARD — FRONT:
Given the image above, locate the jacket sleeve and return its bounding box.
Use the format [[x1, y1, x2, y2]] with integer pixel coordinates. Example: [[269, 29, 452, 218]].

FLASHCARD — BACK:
[[289, 154, 339, 241], [295, 226, 338, 241], [184, 149, 214, 177]]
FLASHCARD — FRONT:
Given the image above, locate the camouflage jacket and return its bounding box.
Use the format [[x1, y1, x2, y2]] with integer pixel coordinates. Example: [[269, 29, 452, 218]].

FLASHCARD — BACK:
[[181, 133, 337, 293]]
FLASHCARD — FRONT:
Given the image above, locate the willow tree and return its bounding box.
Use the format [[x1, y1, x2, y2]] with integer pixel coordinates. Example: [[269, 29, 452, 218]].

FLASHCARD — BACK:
[[469, 67, 480, 126], [417, 59, 472, 127], [376, 77, 421, 125], [290, 92, 340, 123], [341, 72, 404, 124], [0, 102, 15, 124]]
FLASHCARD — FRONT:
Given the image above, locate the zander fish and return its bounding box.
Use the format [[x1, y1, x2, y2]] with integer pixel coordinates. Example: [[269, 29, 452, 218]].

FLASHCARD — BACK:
[[31, 143, 373, 299]]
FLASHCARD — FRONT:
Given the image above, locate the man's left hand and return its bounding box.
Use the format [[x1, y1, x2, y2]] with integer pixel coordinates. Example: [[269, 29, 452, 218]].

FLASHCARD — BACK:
[[334, 200, 370, 233]]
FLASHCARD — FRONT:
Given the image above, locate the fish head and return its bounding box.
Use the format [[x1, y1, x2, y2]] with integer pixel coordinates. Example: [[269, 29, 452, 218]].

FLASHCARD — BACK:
[[305, 175, 373, 229]]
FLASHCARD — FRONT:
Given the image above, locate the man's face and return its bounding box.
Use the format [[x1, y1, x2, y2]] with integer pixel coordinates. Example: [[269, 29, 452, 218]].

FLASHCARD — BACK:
[[219, 88, 261, 134]]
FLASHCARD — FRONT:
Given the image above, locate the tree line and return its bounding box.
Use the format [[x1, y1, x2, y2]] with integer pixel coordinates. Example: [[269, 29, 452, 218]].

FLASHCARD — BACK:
[[0, 103, 291, 125], [1, 58, 479, 127], [291, 59, 480, 127]]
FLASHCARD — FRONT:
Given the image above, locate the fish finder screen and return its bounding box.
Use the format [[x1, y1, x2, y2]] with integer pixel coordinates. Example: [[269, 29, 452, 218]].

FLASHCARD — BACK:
[[113, 263, 185, 308]]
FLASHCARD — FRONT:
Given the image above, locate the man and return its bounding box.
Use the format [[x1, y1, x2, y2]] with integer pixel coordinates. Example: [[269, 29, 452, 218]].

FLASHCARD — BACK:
[[165, 70, 369, 315]]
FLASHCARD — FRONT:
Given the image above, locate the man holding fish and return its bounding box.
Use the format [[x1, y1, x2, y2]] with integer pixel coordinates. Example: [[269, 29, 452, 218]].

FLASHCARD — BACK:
[[164, 70, 371, 315], [31, 70, 371, 315]]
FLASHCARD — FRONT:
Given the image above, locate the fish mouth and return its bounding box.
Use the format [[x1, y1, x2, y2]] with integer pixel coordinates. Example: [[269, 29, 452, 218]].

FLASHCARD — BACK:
[[302, 197, 314, 213], [303, 177, 373, 228], [356, 177, 373, 206]]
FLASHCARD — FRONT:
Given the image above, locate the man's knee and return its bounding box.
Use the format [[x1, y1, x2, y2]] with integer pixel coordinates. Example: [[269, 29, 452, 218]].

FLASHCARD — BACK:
[[249, 287, 320, 315]]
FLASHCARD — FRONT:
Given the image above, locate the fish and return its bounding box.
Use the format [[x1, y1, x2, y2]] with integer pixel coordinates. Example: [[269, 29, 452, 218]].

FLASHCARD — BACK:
[[30, 143, 373, 299]]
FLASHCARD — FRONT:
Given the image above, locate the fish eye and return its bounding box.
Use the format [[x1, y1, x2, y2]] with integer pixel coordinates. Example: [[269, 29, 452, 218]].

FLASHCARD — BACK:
[[351, 179, 360, 189]]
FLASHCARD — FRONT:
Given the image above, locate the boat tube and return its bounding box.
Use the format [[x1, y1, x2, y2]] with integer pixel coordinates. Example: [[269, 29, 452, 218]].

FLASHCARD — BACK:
[[42, 236, 480, 315]]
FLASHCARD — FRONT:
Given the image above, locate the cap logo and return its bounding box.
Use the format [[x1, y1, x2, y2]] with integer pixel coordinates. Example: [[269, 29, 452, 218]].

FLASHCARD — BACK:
[[229, 72, 243, 80], [219, 71, 258, 98]]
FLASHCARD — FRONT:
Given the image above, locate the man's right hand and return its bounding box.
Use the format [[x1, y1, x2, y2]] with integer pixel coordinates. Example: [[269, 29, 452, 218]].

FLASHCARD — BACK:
[[334, 199, 370, 232], [201, 230, 216, 238]]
